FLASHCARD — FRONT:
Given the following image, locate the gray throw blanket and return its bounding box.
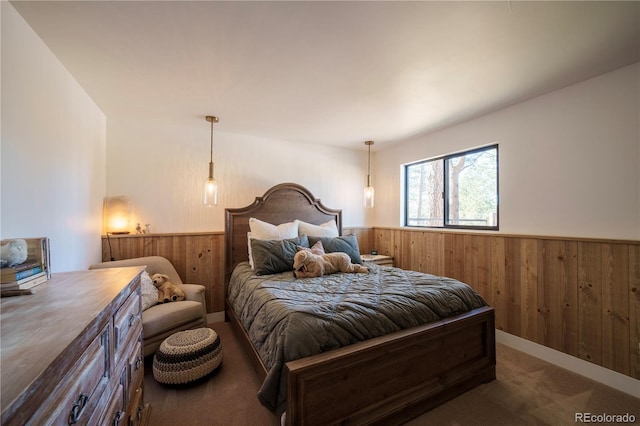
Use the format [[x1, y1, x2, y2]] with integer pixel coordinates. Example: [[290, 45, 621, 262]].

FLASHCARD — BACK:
[[228, 261, 487, 414]]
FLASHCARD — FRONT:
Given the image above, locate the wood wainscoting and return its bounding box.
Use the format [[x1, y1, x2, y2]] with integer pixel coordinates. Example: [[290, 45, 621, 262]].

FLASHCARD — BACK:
[[101, 233, 225, 312], [368, 227, 640, 381], [102, 228, 639, 380]]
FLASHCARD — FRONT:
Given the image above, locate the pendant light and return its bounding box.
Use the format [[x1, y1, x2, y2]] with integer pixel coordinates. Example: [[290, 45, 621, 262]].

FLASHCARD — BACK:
[[364, 140, 374, 208], [204, 115, 219, 206]]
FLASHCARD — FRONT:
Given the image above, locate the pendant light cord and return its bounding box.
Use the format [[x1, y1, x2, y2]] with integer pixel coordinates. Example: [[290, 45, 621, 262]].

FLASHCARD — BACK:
[[205, 115, 219, 179], [210, 119, 214, 164], [367, 142, 371, 176], [365, 140, 374, 186]]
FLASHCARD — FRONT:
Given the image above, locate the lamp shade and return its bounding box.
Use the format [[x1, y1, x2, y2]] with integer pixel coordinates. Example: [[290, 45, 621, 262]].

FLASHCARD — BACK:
[[105, 196, 132, 234]]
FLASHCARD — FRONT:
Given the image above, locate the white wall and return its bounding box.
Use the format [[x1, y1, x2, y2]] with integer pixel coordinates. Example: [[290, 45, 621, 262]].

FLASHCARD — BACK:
[[106, 116, 373, 233], [4, 0, 636, 253], [374, 63, 640, 241], [1, 2, 106, 271]]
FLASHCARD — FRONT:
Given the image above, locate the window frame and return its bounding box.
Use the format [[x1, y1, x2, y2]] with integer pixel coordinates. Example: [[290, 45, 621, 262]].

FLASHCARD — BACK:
[[404, 144, 499, 231]]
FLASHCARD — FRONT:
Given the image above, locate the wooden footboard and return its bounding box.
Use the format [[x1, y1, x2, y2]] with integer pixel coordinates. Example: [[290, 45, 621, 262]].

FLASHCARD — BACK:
[[285, 306, 496, 425]]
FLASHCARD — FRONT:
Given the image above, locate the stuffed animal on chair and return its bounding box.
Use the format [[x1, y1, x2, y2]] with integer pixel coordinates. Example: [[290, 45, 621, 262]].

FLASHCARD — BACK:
[[293, 249, 368, 278], [150, 273, 186, 303]]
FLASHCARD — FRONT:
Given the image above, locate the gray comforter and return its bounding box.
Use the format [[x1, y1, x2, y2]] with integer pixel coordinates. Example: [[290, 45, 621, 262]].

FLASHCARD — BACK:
[[228, 261, 487, 414]]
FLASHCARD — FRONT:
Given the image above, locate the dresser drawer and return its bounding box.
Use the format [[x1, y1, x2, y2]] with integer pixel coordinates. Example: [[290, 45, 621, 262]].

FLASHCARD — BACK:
[[113, 287, 142, 366], [100, 381, 125, 426], [27, 325, 109, 426]]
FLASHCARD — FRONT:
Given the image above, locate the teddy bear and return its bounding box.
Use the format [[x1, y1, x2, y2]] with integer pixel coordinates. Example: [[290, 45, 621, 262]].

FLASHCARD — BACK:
[[293, 248, 368, 278], [150, 273, 186, 303]]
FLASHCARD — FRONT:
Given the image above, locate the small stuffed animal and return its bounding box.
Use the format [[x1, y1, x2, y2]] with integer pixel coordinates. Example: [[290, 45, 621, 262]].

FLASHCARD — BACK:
[[150, 273, 186, 303], [0, 239, 29, 268], [293, 249, 368, 278]]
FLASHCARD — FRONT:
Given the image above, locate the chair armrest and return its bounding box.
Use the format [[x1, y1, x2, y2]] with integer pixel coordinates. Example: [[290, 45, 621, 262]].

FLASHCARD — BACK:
[[182, 284, 208, 327], [182, 284, 205, 301]]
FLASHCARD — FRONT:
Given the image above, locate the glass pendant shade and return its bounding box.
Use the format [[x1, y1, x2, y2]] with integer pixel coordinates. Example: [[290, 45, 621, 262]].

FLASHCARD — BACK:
[[204, 177, 218, 206], [364, 184, 374, 208], [204, 162, 218, 206]]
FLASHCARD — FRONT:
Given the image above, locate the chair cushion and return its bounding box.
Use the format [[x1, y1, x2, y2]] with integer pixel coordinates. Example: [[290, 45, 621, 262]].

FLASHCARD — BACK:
[[142, 301, 205, 337]]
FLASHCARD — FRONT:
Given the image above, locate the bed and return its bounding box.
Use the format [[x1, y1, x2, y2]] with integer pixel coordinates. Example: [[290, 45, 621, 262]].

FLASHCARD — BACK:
[[225, 183, 495, 425]]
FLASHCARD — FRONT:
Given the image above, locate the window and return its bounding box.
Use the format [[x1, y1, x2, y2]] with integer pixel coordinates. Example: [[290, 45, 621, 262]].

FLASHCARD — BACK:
[[405, 145, 498, 230]]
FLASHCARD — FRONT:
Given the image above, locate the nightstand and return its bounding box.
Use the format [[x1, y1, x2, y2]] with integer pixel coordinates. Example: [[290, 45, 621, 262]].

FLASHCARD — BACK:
[[361, 254, 394, 267]]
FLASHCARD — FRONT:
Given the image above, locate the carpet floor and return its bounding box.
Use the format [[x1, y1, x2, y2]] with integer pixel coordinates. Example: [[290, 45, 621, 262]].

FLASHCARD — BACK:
[[144, 322, 639, 425]]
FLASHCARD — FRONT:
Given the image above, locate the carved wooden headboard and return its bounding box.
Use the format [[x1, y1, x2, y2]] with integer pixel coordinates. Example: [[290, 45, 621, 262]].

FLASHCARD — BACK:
[[224, 183, 342, 289]]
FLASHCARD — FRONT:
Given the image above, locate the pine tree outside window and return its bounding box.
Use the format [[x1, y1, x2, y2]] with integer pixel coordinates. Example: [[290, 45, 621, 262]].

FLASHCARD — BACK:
[[405, 145, 498, 230]]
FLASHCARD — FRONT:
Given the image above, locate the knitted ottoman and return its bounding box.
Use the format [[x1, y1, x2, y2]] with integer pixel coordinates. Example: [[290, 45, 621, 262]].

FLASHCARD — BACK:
[[153, 327, 223, 385]]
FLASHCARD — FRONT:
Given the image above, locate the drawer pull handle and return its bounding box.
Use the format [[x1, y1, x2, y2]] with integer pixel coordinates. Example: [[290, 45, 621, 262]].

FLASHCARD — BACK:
[[68, 393, 88, 424], [113, 410, 125, 426], [135, 356, 143, 370], [113, 410, 124, 426], [137, 405, 144, 421], [128, 314, 136, 327]]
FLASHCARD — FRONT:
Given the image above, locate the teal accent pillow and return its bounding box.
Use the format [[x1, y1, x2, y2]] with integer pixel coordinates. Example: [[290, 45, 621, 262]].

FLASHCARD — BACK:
[[250, 235, 309, 275], [308, 235, 362, 264]]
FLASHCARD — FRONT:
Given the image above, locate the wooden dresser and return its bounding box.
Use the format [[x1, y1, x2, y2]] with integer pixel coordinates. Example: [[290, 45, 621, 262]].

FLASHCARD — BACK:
[[1, 267, 151, 426]]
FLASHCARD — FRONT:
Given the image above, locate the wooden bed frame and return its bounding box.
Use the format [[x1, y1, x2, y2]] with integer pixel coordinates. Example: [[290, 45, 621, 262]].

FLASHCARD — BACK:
[[225, 183, 496, 425]]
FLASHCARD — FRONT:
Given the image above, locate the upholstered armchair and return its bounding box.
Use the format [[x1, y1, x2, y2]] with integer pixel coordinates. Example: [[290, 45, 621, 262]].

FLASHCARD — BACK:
[[89, 256, 208, 356]]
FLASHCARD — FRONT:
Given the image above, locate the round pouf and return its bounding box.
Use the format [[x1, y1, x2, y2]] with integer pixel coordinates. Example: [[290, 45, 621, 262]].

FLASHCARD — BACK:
[[153, 328, 223, 385]]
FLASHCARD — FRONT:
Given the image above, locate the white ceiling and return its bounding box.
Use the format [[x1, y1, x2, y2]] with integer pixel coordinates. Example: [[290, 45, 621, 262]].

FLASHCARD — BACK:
[[10, 1, 640, 149]]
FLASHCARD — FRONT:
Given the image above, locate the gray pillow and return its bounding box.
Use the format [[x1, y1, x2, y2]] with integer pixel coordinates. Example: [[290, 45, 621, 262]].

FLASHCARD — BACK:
[[308, 235, 362, 264], [251, 235, 309, 275]]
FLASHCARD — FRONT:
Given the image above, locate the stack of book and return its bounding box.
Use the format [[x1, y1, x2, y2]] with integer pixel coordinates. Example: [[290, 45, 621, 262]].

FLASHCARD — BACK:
[[1, 237, 50, 294]]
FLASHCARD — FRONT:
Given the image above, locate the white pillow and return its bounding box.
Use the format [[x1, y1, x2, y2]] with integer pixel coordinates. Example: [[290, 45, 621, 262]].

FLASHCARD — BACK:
[[249, 217, 298, 239], [248, 218, 299, 268], [247, 232, 254, 268], [296, 219, 339, 238], [140, 270, 158, 311]]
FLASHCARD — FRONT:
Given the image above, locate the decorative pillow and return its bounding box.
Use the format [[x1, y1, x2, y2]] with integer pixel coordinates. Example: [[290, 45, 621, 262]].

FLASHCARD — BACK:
[[140, 270, 158, 311], [297, 240, 325, 255], [296, 219, 339, 238], [251, 235, 309, 275], [248, 218, 299, 268], [249, 217, 298, 239], [308, 235, 363, 264]]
